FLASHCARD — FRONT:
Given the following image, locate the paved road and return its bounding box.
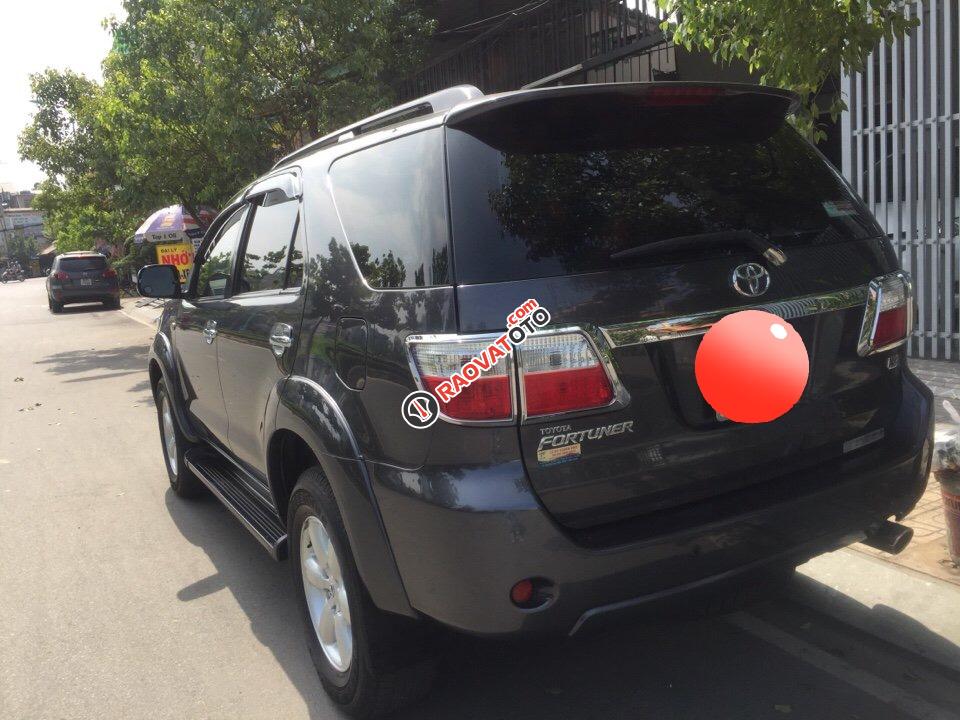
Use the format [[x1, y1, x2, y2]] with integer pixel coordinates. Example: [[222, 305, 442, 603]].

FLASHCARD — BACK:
[[2, 277, 960, 720]]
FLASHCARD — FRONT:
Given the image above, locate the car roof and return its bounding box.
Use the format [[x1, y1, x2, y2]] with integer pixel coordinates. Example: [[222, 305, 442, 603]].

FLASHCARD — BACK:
[[210, 81, 798, 241], [276, 81, 796, 171]]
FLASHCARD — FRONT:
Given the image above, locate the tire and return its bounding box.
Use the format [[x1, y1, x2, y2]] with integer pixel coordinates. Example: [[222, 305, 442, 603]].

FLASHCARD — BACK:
[[155, 379, 204, 498], [103, 297, 121, 310], [289, 467, 436, 718], [48, 297, 63, 313]]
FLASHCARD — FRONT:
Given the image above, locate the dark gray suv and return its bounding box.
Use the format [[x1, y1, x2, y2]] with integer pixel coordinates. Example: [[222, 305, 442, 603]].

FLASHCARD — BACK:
[[137, 82, 933, 717], [46, 252, 121, 312]]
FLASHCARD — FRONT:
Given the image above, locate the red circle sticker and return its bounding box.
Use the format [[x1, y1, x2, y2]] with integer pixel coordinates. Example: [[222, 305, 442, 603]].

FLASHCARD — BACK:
[[695, 310, 809, 424]]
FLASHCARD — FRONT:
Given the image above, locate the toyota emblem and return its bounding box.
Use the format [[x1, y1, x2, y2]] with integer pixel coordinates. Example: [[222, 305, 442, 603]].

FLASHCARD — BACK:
[[731, 263, 771, 297]]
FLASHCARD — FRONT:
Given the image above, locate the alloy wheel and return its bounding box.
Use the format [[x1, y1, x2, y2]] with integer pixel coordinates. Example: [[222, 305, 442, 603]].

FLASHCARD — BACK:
[[300, 515, 353, 672], [160, 394, 178, 476]]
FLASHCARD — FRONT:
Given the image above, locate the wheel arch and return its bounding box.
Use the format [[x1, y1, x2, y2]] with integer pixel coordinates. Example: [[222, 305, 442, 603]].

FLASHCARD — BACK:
[[149, 332, 200, 443], [268, 376, 415, 618]]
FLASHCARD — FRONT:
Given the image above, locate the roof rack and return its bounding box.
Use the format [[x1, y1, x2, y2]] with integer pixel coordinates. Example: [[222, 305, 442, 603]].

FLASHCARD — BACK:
[[272, 85, 483, 169]]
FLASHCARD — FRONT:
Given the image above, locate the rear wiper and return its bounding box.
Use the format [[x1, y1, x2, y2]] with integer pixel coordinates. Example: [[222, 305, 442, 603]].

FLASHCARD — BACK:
[[610, 229, 788, 266]]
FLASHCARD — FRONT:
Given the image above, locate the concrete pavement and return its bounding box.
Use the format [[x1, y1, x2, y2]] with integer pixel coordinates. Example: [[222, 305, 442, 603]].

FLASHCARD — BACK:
[[2, 277, 960, 720]]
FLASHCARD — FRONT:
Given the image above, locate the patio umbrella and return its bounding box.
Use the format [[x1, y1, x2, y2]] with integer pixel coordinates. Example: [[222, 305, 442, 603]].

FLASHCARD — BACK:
[[134, 204, 217, 247]]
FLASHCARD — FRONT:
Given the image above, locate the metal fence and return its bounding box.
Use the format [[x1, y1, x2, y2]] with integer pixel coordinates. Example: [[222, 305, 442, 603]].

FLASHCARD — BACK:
[[401, 0, 673, 100], [841, 0, 960, 359]]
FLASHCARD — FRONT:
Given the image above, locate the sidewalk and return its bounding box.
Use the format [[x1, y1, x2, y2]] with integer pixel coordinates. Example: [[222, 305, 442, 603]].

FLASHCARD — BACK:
[[119, 294, 165, 328]]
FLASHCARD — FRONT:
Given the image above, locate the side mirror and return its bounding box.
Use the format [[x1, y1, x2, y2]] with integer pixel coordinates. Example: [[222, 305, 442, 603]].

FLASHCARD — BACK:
[[137, 264, 181, 298]]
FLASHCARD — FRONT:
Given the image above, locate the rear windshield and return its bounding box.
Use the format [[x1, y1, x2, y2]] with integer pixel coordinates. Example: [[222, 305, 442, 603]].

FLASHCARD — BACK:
[[59, 257, 107, 272], [447, 99, 877, 284]]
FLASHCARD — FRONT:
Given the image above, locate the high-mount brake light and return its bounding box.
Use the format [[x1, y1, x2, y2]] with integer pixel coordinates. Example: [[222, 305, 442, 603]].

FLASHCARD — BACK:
[[408, 338, 514, 422], [520, 332, 615, 417], [858, 272, 912, 356]]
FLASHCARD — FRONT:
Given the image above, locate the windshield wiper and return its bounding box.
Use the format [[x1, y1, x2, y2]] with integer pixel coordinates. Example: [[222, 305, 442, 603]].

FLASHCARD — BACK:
[[610, 229, 788, 266]]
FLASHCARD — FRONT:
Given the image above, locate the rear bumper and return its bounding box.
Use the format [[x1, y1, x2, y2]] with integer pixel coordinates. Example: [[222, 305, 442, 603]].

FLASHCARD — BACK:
[[50, 285, 120, 303], [371, 369, 932, 636]]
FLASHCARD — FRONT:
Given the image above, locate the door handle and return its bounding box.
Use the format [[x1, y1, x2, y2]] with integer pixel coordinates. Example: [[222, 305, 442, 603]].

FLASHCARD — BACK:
[[202, 320, 218, 344], [269, 323, 295, 357]]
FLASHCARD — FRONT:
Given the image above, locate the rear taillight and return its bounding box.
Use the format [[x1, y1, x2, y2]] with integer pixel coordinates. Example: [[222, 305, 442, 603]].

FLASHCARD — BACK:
[[519, 332, 615, 418], [407, 329, 622, 425], [858, 272, 912, 356], [52, 271, 68, 281], [102, 268, 117, 279], [408, 337, 514, 422]]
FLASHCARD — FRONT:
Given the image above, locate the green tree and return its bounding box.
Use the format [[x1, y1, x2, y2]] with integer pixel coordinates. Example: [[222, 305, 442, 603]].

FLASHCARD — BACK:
[[4, 234, 38, 267], [32, 179, 135, 254], [20, 0, 435, 266], [19, 69, 151, 254], [657, 0, 916, 139], [101, 0, 435, 221]]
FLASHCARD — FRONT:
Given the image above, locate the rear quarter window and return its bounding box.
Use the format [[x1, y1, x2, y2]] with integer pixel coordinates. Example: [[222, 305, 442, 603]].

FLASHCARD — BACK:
[[329, 128, 450, 288]]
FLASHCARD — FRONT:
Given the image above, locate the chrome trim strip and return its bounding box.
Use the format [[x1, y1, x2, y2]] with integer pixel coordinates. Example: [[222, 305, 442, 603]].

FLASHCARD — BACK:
[[599, 285, 870, 348]]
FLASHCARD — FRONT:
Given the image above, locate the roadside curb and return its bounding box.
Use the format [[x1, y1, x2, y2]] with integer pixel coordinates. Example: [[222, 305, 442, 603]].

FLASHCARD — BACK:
[[119, 296, 164, 328]]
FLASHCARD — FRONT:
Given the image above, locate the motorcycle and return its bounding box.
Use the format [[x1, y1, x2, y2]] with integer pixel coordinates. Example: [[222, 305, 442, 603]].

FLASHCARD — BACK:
[[0, 267, 26, 283]]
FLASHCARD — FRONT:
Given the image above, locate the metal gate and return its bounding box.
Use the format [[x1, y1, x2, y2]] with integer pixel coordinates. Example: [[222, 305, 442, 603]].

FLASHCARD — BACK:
[[841, 0, 960, 358]]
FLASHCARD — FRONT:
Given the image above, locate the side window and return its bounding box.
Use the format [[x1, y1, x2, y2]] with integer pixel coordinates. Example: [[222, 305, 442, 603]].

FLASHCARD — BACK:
[[237, 188, 300, 294], [329, 128, 449, 288], [197, 206, 246, 298], [285, 219, 305, 289]]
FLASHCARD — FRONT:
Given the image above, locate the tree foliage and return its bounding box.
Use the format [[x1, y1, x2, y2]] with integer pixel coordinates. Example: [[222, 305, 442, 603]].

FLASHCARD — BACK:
[[657, 0, 917, 139], [19, 0, 434, 263], [3, 235, 38, 267], [19, 69, 141, 254]]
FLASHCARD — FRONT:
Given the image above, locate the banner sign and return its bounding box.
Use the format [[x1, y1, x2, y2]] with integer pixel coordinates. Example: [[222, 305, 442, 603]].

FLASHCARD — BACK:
[[155, 242, 195, 283]]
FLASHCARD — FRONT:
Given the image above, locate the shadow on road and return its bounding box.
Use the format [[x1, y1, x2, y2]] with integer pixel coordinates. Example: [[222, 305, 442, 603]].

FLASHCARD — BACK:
[[163, 484, 960, 720], [165, 489, 333, 717], [36, 343, 150, 378]]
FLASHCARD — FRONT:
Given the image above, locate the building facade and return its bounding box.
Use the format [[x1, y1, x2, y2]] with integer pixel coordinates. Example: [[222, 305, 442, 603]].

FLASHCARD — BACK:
[[402, 1, 679, 100], [0, 207, 46, 259], [841, 0, 959, 359]]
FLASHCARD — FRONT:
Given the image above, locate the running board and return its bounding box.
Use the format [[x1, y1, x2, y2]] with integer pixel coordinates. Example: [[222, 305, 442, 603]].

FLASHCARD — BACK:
[[185, 448, 288, 560]]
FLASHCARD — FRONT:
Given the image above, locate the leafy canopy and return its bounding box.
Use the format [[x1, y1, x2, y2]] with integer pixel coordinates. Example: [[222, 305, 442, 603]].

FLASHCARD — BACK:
[[657, 0, 916, 139], [19, 69, 142, 254], [19, 0, 434, 260]]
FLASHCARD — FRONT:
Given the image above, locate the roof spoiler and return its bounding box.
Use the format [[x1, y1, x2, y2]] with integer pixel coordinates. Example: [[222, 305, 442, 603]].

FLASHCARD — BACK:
[[273, 85, 484, 169], [446, 82, 800, 128]]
